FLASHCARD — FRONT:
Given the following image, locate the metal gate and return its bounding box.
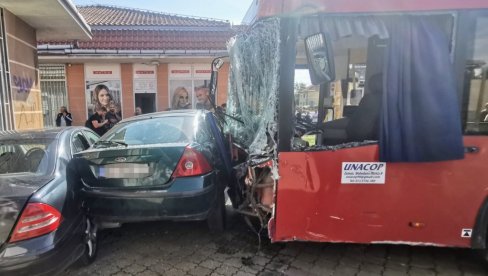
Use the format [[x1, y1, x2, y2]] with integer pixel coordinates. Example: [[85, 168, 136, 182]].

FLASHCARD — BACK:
[[40, 64, 67, 128]]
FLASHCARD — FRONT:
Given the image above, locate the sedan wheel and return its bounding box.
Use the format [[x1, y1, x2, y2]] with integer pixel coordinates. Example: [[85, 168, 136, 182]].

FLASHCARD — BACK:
[[78, 217, 98, 266]]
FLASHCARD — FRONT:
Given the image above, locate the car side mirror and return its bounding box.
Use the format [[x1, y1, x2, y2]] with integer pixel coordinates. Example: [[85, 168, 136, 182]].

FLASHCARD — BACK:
[[305, 33, 335, 85]]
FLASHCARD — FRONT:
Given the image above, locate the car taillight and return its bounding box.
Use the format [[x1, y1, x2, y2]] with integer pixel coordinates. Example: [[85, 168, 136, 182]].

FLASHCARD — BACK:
[[9, 203, 62, 243], [172, 146, 212, 178]]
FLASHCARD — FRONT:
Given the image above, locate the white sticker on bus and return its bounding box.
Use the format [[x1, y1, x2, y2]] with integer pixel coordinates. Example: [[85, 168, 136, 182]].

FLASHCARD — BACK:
[[461, 229, 472, 238], [341, 162, 386, 184]]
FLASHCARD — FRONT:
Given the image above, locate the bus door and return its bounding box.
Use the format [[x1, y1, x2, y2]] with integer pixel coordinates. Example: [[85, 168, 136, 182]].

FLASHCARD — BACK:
[[273, 12, 488, 248]]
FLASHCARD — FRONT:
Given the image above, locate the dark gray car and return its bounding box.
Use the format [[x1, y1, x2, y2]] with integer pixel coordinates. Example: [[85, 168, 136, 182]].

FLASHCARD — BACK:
[[0, 127, 99, 276]]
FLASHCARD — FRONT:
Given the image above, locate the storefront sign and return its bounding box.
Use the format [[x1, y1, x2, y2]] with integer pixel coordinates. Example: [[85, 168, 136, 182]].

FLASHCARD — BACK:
[[192, 64, 211, 78], [169, 64, 192, 79], [85, 64, 120, 79]]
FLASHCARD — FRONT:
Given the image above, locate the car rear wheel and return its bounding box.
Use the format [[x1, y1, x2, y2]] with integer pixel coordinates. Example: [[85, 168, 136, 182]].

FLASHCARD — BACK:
[[207, 182, 226, 232], [77, 217, 98, 266]]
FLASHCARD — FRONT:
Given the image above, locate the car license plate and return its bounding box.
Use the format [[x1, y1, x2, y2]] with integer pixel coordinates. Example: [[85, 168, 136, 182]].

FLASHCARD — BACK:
[[99, 163, 151, 178]]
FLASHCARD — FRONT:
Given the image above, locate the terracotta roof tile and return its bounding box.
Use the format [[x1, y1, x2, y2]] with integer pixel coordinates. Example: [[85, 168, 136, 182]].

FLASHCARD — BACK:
[[78, 5, 229, 27], [39, 29, 238, 50], [37, 6, 248, 52]]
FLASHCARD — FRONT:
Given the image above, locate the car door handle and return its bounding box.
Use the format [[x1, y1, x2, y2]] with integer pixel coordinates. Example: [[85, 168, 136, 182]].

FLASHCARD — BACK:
[[465, 146, 480, 154]]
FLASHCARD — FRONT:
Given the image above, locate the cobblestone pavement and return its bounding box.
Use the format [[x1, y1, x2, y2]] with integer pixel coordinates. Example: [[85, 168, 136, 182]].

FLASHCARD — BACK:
[[67, 208, 488, 276]]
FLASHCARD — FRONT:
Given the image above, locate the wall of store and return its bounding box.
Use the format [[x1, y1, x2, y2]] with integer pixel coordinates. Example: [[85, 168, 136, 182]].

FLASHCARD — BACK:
[[64, 62, 229, 126], [4, 9, 42, 129]]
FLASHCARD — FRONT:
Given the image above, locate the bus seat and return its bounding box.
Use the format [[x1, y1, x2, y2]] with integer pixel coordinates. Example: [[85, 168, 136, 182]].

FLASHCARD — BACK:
[[322, 74, 382, 145]]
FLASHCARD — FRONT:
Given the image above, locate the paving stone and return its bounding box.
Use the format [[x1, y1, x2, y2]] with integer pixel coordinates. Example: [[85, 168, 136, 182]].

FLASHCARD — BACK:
[[258, 269, 283, 276], [279, 245, 302, 257], [265, 260, 289, 273], [410, 255, 435, 269], [234, 271, 256, 276], [188, 266, 212, 276], [357, 271, 381, 276], [360, 263, 384, 274], [138, 270, 161, 276], [294, 253, 318, 263], [225, 257, 245, 268], [282, 267, 311, 276], [434, 271, 461, 276], [309, 264, 334, 276], [124, 263, 147, 274], [165, 268, 187, 276], [96, 264, 120, 275], [174, 261, 198, 272], [333, 267, 358, 276], [112, 272, 132, 276], [252, 255, 272, 266], [384, 261, 408, 271], [66, 213, 488, 276], [313, 259, 337, 271], [114, 258, 134, 269], [214, 264, 239, 275], [382, 268, 408, 276], [200, 259, 221, 270], [339, 257, 361, 268], [408, 268, 436, 276]]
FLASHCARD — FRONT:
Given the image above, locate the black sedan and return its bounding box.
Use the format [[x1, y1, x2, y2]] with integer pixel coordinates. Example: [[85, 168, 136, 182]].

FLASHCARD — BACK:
[[0, 127, 100, 275], [74, 110, 233, 231]]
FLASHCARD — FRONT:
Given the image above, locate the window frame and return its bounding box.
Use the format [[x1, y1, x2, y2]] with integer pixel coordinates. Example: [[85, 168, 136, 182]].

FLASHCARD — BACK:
[[457, 10, 488, 135]]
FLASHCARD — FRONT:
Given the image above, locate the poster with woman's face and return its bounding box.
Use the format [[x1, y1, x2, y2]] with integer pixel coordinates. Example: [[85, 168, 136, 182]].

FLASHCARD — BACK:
[[85, 80, 122, 118], [169, 80, 193, 110]]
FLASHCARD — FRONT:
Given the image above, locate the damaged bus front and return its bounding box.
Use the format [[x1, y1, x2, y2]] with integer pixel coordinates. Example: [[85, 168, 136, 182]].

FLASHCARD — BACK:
[[216, 0, 488, 253]]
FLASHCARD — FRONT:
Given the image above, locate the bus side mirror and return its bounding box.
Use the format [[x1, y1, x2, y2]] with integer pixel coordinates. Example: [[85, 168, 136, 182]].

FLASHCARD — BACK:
[[213, 57, 225, 71], [209, 56, 227, 106], [304, 33, 335, 85]]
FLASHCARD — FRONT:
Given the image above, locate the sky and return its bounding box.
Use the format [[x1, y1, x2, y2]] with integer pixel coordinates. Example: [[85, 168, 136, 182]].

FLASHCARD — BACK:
[[73, 0, 254, 24]]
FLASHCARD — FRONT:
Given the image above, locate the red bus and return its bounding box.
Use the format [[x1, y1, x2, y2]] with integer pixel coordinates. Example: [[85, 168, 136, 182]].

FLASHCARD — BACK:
[[214, 0, 488, 256]]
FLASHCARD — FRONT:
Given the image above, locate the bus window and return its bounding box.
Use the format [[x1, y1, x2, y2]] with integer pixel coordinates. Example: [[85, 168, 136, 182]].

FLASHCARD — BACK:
[[319, 33, 384, 146], [465, 16, 488, 134], [294, 69, 321, 122]]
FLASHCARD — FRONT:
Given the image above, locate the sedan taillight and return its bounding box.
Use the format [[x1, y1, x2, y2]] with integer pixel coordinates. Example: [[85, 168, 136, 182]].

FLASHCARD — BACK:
[[172, 146, 212, 178], [9, 203, 62, 243]]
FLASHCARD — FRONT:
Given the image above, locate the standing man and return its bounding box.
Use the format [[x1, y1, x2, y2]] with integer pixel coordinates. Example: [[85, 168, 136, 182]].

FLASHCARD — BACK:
[[134, 106, 142, 116], [195, 86, 214, 111], [55, 106, 73, 127], [88, 106, 109, 136]]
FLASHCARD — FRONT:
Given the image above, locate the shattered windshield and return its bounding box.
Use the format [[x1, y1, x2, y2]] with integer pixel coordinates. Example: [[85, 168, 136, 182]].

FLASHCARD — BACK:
[[225, 18, 281, 156]]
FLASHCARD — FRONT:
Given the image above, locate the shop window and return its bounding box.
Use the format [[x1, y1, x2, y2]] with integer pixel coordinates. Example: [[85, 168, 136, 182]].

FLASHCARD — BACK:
[[168, 64, 211, 110]]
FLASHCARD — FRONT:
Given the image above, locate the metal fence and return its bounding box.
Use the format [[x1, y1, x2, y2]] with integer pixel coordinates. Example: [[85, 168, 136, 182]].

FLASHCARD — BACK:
[[40, 64, 67, 128]]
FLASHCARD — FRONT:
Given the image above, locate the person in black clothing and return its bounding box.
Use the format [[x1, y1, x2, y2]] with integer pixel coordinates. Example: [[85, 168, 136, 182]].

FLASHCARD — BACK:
[[88, 106, 109, 136], [55, 106, 73, 127], [106, 103, 122, 131]]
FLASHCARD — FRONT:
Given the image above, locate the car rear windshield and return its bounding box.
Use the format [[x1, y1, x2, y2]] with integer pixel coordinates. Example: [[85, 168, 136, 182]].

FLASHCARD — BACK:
[[0, 139, 57, 175], [102, 116, 195, 146]]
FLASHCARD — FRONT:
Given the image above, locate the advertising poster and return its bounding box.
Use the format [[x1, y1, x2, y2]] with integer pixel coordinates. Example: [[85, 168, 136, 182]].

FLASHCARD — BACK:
[[168, 64, 210, 109], [85, 65, 122, 118]]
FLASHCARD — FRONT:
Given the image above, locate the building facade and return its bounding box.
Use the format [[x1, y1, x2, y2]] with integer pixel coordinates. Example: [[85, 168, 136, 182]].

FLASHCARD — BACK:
[[39, 6, 238, 127], [0, 0, 91, 130]]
